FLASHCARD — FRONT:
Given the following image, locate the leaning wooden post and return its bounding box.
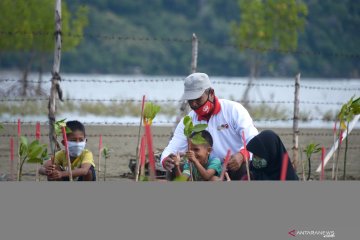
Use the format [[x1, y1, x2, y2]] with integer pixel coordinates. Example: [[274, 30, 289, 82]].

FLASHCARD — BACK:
[[48, 0, 63, 157], [169, 34, 198, 140], [292, 73, 301, 170], [190, 33, 198, 74]]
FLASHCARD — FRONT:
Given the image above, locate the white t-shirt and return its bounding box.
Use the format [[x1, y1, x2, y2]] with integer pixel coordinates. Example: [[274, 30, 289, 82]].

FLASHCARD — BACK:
[[160, 99, 258, 165]]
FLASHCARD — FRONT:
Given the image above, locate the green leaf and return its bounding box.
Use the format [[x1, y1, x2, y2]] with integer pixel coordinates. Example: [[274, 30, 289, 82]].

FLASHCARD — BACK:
[[41, 148, 49, 160], [139, 175, 149, 181], [192, 124, 208, 133], [19, 136, 28, 157], [143, 102, 161, 124], [29, 144, 44, 159], [0, 123, 3, 130], [27, 157, 43, 164], [102, 146, 110, 159], [303, 143, 321, 159], [28, 139, 40, 150], [173, 175, 188, 182], [191, 132, 208, 145]]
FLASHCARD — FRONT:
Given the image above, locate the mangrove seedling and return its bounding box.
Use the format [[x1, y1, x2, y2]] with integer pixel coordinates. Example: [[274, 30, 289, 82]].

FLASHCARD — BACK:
[[183, 116, 208, 181], [102, 146, 110, 181], [18, 136, 48, 181], [303, 143, 321, 180], [337, 96, 360, 180]]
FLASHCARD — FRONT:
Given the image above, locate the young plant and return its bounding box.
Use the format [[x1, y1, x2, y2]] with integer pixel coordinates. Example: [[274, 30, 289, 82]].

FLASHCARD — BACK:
[[303, 143, 321, 181], [53, 119, 72, 155], [102, 146, 110, 181], [143, 102, 161, 180], [183, 116, 208, 181], [0, 123, 3, 130], [143, 102, 161, 125], [337, 96, 360, 180], [18, 136, 48, 181]]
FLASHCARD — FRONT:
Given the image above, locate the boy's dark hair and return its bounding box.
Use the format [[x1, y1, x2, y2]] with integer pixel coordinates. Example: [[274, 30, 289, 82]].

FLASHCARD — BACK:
[[66, 120, 86, 136], [190, 130, 213, 147]]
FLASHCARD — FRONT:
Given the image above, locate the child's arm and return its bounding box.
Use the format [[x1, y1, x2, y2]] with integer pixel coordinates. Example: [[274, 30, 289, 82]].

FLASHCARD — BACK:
[[187, 151, 216, 181], [38, 159, 54, 176], [192, 160, 216, 181], [49, 163, 92, 180]]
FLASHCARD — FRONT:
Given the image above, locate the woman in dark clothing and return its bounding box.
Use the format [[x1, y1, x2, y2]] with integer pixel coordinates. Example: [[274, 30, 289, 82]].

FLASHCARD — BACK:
[[247, 130, 299, 181]]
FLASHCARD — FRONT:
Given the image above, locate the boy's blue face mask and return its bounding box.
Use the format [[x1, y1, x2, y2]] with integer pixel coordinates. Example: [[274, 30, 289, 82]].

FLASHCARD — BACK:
[[68, 141, 86, 157]]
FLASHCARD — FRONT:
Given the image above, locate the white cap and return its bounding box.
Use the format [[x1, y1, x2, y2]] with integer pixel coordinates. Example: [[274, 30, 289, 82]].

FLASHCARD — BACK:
[[181, 73, 212, 100]]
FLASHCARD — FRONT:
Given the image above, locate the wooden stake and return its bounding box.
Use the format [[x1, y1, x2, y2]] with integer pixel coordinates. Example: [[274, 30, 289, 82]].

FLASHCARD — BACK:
[[241, 131, 251, 181], [97, 134, 102, 180], [139, 135, 146, 179], [220, 149, 231, 181], [280, 153, 289, 181], [292, 73, 300, 170], [135, 95, 146, 181], [17, 119, 21, 181], [48, 0, 63, 158], [10, 137, 14, 181], [61, 127, 73, 181], [320, 147, 325, 181], [331, 122, 337, 180], [35, 122, 41, 181]]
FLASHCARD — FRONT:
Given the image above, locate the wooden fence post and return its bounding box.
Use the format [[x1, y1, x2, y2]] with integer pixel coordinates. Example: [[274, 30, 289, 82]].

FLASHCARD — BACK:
[[292, 73, 301, 170], [48, 0, 63, 156], [169, 33, 198, 140]]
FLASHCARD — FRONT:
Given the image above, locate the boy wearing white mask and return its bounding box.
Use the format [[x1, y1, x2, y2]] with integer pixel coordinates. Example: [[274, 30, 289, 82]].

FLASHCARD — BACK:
[[39, 120, 96, 181]]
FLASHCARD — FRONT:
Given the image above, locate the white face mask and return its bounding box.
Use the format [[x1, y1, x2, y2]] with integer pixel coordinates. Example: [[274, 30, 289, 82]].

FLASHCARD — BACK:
[[67, 141, 86, 157]]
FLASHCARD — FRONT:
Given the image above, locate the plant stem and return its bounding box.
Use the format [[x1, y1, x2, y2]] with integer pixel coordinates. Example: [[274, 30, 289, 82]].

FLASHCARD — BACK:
[[18, 158, 26, 182], [307, 157, 311, 181], [104, 157, 107, 181]]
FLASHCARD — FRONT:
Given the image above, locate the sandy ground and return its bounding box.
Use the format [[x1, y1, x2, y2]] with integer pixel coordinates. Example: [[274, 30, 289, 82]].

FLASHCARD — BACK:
[[0, 124, 359, 181]]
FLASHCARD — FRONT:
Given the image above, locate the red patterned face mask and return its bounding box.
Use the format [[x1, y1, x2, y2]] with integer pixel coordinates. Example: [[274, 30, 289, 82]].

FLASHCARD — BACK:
[[194, 98, 214, 117]]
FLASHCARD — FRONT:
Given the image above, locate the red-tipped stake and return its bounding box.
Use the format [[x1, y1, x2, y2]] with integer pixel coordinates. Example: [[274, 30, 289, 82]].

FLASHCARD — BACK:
[[220, 149, 231, 181], [280, 153, 289, 181], [321, 147, 325, 181], [241, 131, 251, 181], [61, 127, 73, 181], [139, 134, 146, 179], [10, 137, 14, 181], [98, 134, 103, 179], [35, 122, 41, 140], [35, 122, 41, 181], [145, 124, 156, 181]]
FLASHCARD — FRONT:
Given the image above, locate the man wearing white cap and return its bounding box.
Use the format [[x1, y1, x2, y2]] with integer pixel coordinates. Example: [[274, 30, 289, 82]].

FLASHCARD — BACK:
[[160, 72, 259, 180]]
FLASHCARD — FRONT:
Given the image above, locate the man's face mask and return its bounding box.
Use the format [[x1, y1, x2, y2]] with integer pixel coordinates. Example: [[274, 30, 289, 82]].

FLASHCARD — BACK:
[[193, 93, 214, 117], [68, 141, 86, 157]]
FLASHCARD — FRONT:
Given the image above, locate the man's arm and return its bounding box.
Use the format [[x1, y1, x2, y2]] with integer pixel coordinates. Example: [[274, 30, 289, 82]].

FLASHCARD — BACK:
[[160, 118, 188, 170]]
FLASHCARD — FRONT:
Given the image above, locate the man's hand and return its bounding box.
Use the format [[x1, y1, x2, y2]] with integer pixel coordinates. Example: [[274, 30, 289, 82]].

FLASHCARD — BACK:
[[162, 154, 176, 171], [227, 153, 244, 171]]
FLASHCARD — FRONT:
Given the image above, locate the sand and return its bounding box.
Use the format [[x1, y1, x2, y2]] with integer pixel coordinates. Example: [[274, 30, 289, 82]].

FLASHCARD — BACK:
[[0, 124, 359, 181]]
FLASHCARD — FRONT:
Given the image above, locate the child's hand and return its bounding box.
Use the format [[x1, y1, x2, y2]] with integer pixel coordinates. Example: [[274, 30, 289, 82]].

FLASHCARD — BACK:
[[45, 164, 56, 176], [186, 151, 197, 163], [48, 169, 63, 180]]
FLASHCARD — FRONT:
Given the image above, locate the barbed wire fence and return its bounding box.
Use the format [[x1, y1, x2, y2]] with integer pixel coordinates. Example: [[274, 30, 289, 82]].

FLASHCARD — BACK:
[[1, 2, 359, 180]]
